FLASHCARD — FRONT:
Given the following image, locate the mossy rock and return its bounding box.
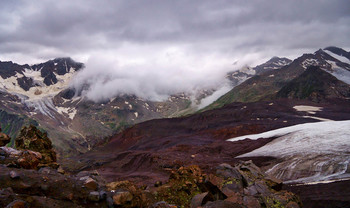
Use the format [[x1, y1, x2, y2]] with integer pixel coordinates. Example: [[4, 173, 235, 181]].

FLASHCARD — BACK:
[[15, 125, 57, 167], [156, 165, 206, 207]]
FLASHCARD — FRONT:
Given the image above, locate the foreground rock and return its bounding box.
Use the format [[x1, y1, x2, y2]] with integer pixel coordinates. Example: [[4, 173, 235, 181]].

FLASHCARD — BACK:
[[15, 125, 58, 169], [0, 147, 43, 169], [188, 161, 301, 208], [0, 128, 10, 146], [0, 166, 110, 208], [0, 126, 58, 169], [154, 162, 301, 207], [0, 160, 301, 208]]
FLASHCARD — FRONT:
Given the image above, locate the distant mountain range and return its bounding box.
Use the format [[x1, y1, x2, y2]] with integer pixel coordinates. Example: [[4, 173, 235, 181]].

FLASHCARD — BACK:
[[0, 53, 294, 156], [206, 46, 350, 110], [0, 46, 349, 158]]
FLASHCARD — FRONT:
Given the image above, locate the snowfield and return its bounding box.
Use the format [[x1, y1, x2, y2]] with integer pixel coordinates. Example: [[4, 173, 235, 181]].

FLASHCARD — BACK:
[[228, 120, 350, 184]]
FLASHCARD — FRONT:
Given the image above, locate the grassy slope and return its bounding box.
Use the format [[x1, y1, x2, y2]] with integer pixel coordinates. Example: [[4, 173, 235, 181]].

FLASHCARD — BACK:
[[201, 57, 307, 112], [0, 109, 38, 146]]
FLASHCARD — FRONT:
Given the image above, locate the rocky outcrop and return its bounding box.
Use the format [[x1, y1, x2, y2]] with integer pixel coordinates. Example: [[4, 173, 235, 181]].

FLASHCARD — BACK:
[[0, 128, 10, 146], [0, 125, 59, 169], [0, 147, 47, 169], [201, 161, 301, 208], [156, 165, 208, 207], [186, 161, 302, 208], [0, 160, 301, 208], [15, 125, 57, 169], [102, 162, 301, 208], [0, 166, 111, 208], [106, 180, 153, 207]]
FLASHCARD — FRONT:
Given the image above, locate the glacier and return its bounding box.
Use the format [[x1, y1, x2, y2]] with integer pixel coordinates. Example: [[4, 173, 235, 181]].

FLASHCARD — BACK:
[[228, 120, 350, 184]]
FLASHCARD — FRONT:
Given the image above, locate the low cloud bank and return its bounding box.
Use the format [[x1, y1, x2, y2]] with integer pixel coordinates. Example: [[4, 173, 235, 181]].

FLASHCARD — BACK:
[[70, 45, 255, 103]]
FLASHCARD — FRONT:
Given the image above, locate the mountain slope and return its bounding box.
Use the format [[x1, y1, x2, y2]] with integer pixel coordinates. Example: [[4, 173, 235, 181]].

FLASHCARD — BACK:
[[206, 47, 350, 110], [277, 65, 350, 101], [65, 98, 350, 182]]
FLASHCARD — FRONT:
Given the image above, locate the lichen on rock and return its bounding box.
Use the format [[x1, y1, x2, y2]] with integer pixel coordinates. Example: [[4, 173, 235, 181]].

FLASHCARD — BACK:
[[15, 125, 58, 169]]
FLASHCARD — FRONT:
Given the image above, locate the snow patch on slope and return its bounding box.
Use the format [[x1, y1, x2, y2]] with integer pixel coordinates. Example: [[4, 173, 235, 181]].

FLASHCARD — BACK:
[[293, 105, 322, 114], [324, 61, 350, 85], [24, 98, 57, 118], [324, 50, 350, 65], [301, 58, 319, 69], [240, 66, 256, 75], [198, 83, 232, 109], [228, 120, 350, 184], [56, 107, 77, 120], [0, 73, 25, 91]]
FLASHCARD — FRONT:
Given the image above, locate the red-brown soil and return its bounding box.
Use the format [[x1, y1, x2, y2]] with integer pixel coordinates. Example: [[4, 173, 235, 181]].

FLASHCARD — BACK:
[[64, 98, 350, 187]]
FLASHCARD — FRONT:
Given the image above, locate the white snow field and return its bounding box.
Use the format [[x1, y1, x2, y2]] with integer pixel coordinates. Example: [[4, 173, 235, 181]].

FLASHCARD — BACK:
[[228, 120, 350, 184]]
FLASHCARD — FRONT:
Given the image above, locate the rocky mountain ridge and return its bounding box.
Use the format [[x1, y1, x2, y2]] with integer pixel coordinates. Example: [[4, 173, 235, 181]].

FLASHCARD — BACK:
[[227, 56, 292, 87], [207, 46, 350, 110]]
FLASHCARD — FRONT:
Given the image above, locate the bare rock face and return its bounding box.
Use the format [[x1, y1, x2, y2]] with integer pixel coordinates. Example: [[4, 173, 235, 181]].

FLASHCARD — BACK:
[[15, 125, 57, 169]]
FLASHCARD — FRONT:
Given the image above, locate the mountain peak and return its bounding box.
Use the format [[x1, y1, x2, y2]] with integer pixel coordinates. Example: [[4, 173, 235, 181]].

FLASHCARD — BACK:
[[268, 56, 291, 62], [254, 56, 292, 75]]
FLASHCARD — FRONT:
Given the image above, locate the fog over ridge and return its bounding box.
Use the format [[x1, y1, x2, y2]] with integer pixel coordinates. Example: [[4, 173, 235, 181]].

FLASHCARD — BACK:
[[70, 45, 245, 102]]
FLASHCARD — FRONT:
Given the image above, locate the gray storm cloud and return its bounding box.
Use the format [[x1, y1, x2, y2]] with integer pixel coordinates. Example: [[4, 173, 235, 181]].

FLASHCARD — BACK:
[[0, 0, 350, 101]]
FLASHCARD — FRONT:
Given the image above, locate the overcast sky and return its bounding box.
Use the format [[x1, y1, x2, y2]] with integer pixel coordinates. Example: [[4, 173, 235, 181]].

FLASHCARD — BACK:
[[1, 0, 350, 101]]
